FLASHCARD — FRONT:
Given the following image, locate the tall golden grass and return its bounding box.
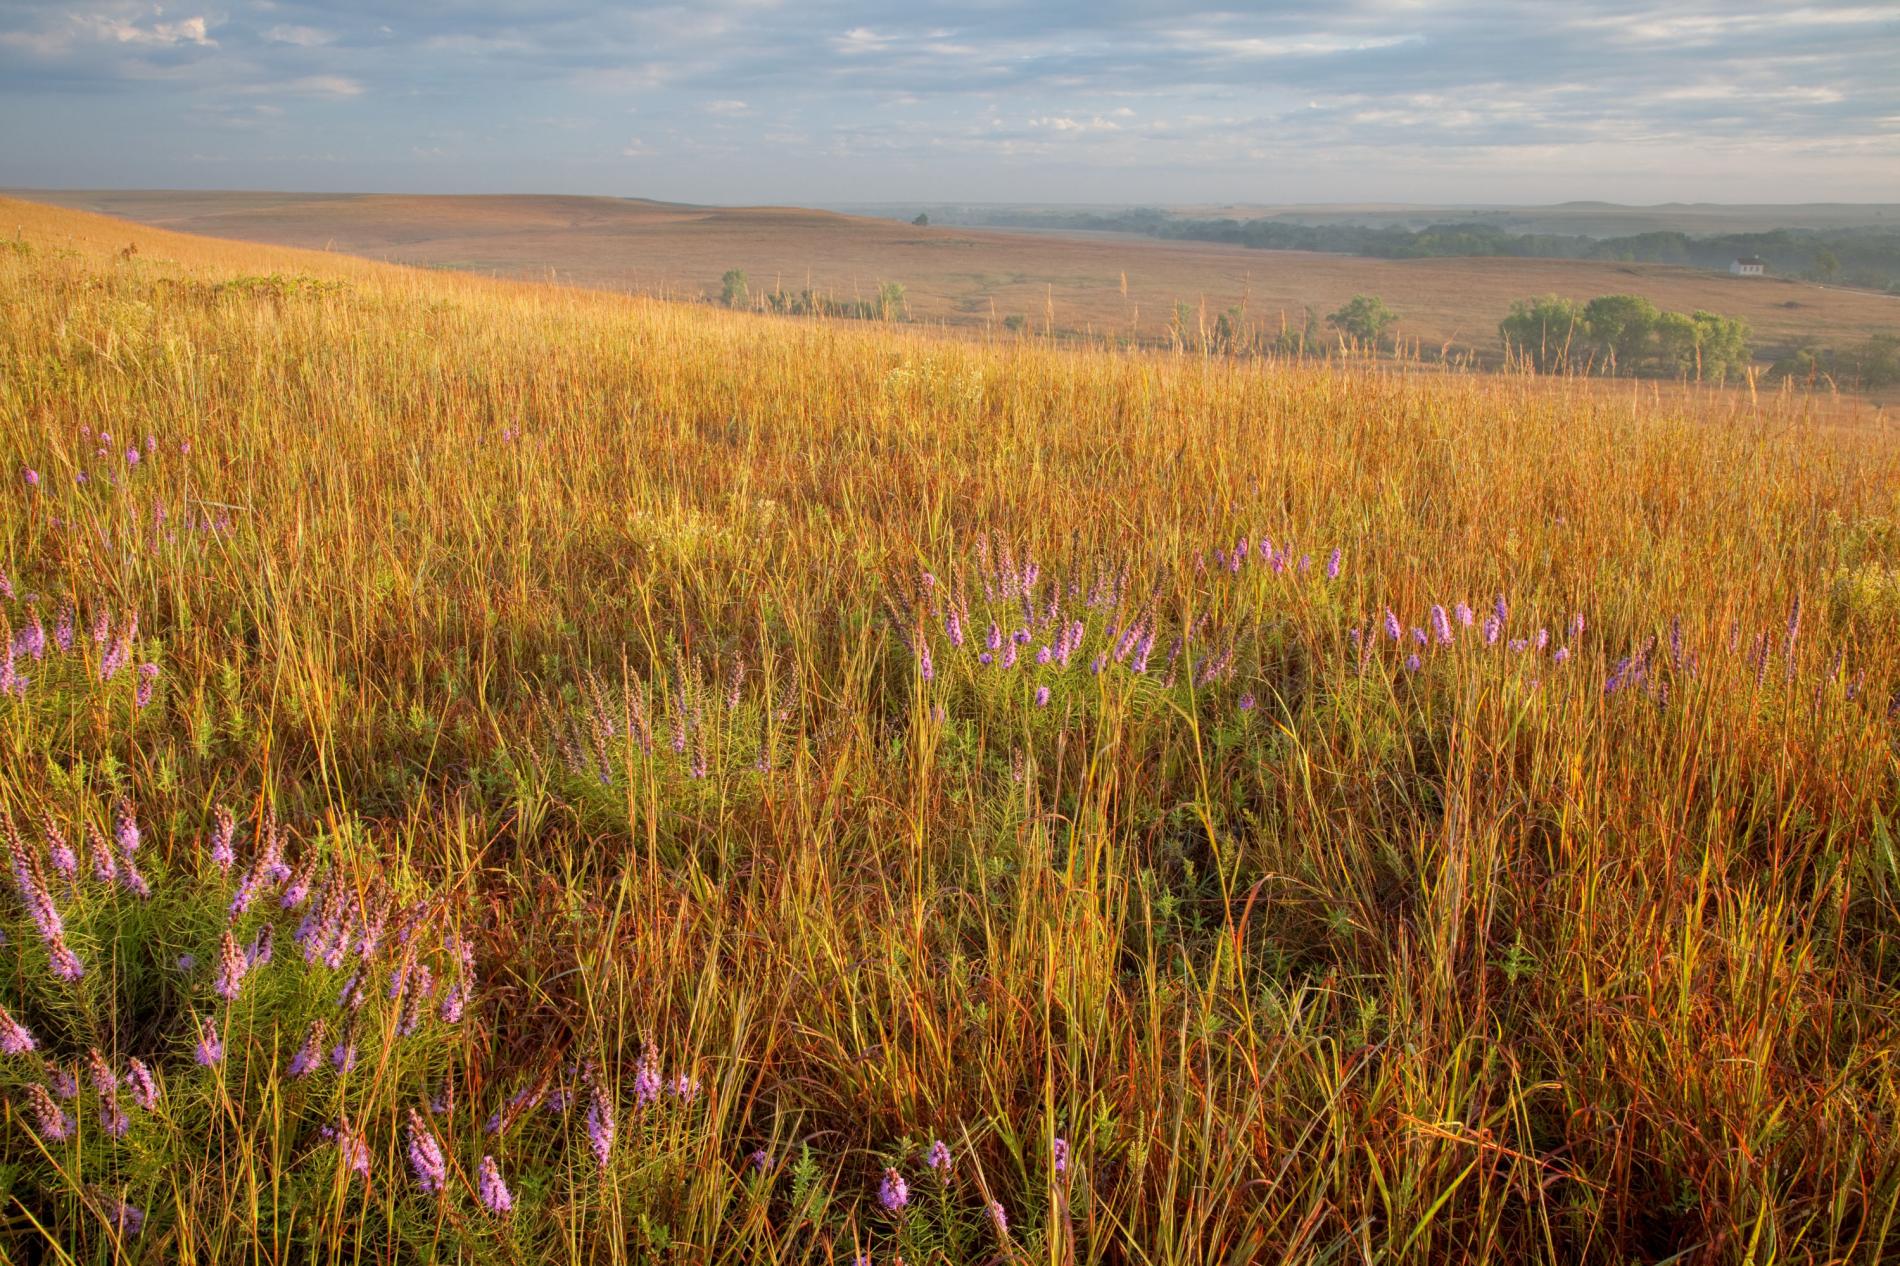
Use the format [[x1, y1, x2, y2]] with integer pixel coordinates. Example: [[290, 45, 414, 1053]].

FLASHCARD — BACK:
[[1, 196, 1898, 1264]]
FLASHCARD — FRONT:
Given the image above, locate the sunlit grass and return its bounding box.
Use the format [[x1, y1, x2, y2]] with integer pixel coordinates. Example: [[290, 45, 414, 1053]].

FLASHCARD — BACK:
[[1, 198, 1897, 1264]]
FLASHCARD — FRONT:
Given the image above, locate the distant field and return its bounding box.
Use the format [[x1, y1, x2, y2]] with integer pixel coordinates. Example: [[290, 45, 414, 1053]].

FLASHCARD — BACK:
[[15, 190, 1898, 370]]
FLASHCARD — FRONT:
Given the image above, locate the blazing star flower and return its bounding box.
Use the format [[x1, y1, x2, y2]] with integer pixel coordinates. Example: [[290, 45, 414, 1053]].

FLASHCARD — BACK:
[[1481, 614, 1502, 646], [1052, 1137, 1070, 1175], [22, 468, 37, 487], [107, 1199, 144, 1237], [330, 1037, 357, 1073], [749, 1147, 772, 1172], [633, 1047, 662, 1107], [1431, 605, 1454, 646], [208, 806, 236, 874], [585, 1086, 616, 1169], [121, 1056, 158, 1110], [926, 1139, 952, 1175], [1553, 647, 1571, 665], [878, 1167, 910, 1213], [478, 1155, 514, 1215], [1034, 685, 1051, 707], [406, 1109, 448, 1193], [0, 1003, 36, 1055], [1326, 547, 1342, 581], [1384, 609, 1402, 642], [48, 1066, 76, 1099], [194, 1016, 223, 1067], [288, 1021, 326, 1079], [1404, 653, 1423, 674], [135, 663, 159, 709], [918, 643, 933, 682], [23, 1083, 72, 1140], [671, 1072, 700, 1103], [213, 930, 248, 1002], [99, 1098, 131, 1137], [988, 1200, 1009, 1234], [53, 603, 73, 653], [1238, 692, 1255, 712]]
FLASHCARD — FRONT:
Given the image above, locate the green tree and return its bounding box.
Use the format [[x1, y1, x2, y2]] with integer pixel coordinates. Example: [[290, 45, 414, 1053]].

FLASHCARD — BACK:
[[1582, 294, 1659, 372], [912, 212, 929, 227], [1498, 295, 1584, 371], [1813, 248, 1840, 282], [720, 268, 748, 307], [877, 281, 906, 321], [1689, 311, 1750, 380], [1326, 294, 1397, 347]]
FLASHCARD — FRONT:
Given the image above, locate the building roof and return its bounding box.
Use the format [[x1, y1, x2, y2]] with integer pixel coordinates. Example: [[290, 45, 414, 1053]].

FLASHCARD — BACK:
[[1734, 256, 1767, 267]]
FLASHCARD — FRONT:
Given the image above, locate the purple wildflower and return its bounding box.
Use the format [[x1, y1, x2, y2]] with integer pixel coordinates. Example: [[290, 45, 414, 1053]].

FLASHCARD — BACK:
[[107, 1200, 144, 1237], [926, 1138, 952, 1175], [208, 807, 236, 874], [671, 1071, 700, 1103], [479, 1155, 514, 1215], [194, 1016, 223, 1067], [331, 1117, 371, 1177], [1035, 685, 1050, 707], [125, 447, 140, 467], [44, 816, 76, 880], [330, 1037, 357, 1073], [878, 1167, 910, 1213], [100, 1098, 130, 1137], [989, 1200, 1009, 1234], [918, 642, 933, 682], [135, 663, 159, 709], [23, 1083, 72, 1140], [1384, 608, 1402, 642], [585, 1085, 616, 1168], [1404, 654, 1422, 674], [53, 603, 72, 652], [1481, 614, 1502, 646], [1052, 1136, 1070, 1175], [48, 1066, 76, 1099], [0, 1003, 35, 1055], [49, 939, 84, 982], [1238, 692, 1255, 712], [246, 922, 274, 969], [1431, 605, 1453, 646], [1553, 647, 1571, 665], [749, 1147, 771, 1172], [1326, 547, 1341, 581], [22, 468, 37, 487], [213, 930, 248, 1001], [124, 1059, 159, 1111], [406, 1109, 448, 1193], [633, 1047, 662, 1107], [288, 1021, 326, 1078]]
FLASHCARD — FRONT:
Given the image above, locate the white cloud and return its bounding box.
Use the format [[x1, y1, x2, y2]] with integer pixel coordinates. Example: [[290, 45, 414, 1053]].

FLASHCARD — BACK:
[[73, 12, 216, 48], [263, 24, 331, 47], [706, 98, 749, 115]]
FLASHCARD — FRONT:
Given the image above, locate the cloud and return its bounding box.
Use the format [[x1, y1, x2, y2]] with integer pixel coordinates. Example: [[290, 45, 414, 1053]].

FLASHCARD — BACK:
[[263, 25, 332, 48], [0, 0, 1893, 201], [74, 12, 216, 48]]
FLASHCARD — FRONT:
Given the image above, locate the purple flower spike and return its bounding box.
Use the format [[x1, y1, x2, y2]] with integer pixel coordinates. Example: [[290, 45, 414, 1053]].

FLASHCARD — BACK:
[[879, 1167, 910, 1213], [195, 1016, 223, 1067], [585, 1085, 616, 1169], [1430, 605, 1453, 646], [926, 1138, 952, 1175], [1052, 1136, 1070, 1175], [24, 1083, 73, 1140], [1326, 547, 1342, 580], [1035, 686, 1051, 707], [23, 468, 38, 487], [1383, 609, 1402, 642], [478, 1155, 514, 1215], [406, 1109, 448, 1193], [125, 1059, 160, 1111], [0, 1003, 35, 1055], [989, 1200, 1009, 1234], [1404, 653, 1422, 674]]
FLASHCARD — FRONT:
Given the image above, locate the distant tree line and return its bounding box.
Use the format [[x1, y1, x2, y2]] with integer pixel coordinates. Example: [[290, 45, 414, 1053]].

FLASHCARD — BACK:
[[1499, 294, 1751, 379], [1769, 335, 1900, 390], [718, 269, 907, 321], [924, 208, 1900, 292]]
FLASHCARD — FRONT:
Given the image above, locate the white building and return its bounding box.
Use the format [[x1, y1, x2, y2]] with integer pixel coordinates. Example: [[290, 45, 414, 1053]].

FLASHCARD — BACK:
[[1730, 257, 1766, 277]]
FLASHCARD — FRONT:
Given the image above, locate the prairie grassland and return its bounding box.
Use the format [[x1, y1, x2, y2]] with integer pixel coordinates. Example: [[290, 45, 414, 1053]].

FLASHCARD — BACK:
[[1, 198, 1899, 1265], [18, 190, 1900, 372]]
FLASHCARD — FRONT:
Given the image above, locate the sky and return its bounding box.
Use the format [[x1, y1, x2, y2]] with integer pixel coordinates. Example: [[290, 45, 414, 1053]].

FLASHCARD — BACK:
[[2, 1, 1897, 206]]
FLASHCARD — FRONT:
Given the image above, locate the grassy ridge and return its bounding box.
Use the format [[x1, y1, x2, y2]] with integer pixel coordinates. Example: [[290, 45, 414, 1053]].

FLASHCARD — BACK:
[[1, 198, 1898, 1263]]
